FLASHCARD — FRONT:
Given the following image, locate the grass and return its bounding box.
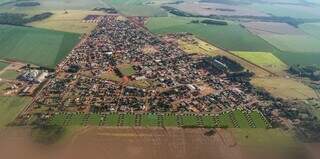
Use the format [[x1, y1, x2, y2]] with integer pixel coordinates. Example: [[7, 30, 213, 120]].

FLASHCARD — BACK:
[[202, 115, 215, 128], [68, 114, 85, 125], [252, 77, 318, 100], [146, 17, 275, 52], [87, 113, 102, 126], [217, 112, 234, 128], [232, 51, 287, 74], [140, 113, 158, 127], [0, 96, 31, 127], [122, 113, 136, 126], [0, 70, 19, 80], [181, 115, 199, 127], [28, 10, 106, 34], [0, 25, 80, 68], [232, 128, 297, 148], [162, 114, 177, 127], [47, 110, 272, 129], [102, 0, 167, 16], [117, 64, 135, 76], [100, 71, 121, 82], [233, 110, 251, 128], [299, 23, 320, 40], [0, 61, 9, 70], [104, 113, 119, 126], [260, 34, 320, 53], [249, 110, 269, 128]]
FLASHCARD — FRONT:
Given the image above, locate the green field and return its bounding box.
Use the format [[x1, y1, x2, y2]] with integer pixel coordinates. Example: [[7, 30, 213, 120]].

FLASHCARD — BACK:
[[117, 64, 135, 76], [250, 3, 320, 19], [233, 51, 287, 73], [260, 34, 320, 53], [0, 70, 19, 80], [0, 25, 80, 68], [146, 17, 275, 52], [0, 61, 8, 70], [299, 23, 320, 40], [48, 110, 270, 129], [0, 96, 31, 127], [140, 113, 158, 127]]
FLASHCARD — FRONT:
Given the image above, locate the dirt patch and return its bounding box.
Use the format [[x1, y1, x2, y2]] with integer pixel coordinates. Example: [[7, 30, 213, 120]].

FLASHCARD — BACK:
[[242, 22, 305, 35]]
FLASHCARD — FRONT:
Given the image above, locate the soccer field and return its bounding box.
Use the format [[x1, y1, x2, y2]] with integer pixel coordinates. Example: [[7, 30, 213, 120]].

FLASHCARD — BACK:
[[0, 25, 80, 68]]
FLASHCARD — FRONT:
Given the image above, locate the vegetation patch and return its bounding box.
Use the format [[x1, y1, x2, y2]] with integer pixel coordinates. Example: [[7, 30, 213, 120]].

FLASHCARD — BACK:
[[117, 64, 135, 76], [233, 51, 287, 74], [146, 17, 275, 52], [0, 96, 31, 127], [0, 25, 80, 68], [140, 113, 158, 127], [0, 61, 8, 70], [0, 70, 19, 80]]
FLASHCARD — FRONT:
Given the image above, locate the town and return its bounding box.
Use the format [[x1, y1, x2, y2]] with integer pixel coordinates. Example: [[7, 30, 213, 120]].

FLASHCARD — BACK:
[[26, 15, 267, 116]]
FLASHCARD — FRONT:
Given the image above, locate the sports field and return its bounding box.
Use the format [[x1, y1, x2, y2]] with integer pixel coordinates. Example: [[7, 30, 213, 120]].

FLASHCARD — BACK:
[[146, 17, 275, 52], [0, 25, 80, 68], [48, 109, 271, 129], [232, 51, 287, 73], [0, 96, 31, 127]]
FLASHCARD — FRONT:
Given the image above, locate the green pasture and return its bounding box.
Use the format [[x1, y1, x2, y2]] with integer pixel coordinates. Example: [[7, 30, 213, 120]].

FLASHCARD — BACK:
[[0, 25, 80, 68], [0, 70, 19, 80], [146, 17, 275, 52], [0, 61, 8, 70], [232, 51, 287, 73], [0, 96, 31, 127], [47, 110, 270, 129]]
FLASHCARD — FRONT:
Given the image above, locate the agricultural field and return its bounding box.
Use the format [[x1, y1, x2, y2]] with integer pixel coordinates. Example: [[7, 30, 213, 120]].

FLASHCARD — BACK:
[[251, 77, 318, 100], [0, 70, 19, 80], [0, 0, 108, 12], [0, 96, 31, 127], [0, 25, 80, 68], [28, 10, 106, 34], [102, 0, 167, 16], [232, 51, 288, 74], [299, 23, 320, 40], [47, 110, 271, 129], [146, 16, 275, 52], [249, 3, 320, 19], [0, 61, 8, 70]]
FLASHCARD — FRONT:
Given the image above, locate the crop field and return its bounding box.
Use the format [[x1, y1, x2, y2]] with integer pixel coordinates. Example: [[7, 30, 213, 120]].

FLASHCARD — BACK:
[[0, 96, 31, 127], [251, 77, 318, 100], [48, 109, 271, 128], [102, 0, 167, 16], [0, 61, 8, 70], [146, 17, 275, 52], [28, 10, 106, 34], [249, 3, 320, 19], [0, 25, 80, 68], [232, 51, 287, 74], [299, 23, 320, 40], [0, 70, 19, 80]]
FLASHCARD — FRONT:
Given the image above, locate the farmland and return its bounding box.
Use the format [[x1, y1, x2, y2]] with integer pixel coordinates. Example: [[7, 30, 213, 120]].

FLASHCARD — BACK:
[[232, 51, 287, 74], [251, 77, 318, 100], [0, 61, 8, 70], [47, 109, 271, 129], [0, 25, 80, 68], [0, 96, 31, 127], [28, 10, 106, 34], [146, 17, 275, 52], [299, 23, 320, 40]]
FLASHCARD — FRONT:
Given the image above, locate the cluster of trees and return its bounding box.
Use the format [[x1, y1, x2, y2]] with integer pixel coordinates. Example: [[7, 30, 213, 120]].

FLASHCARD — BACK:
[[14, 2, 40, 7], [191, 19, 228, 25], [93, 7, 118, 14], [288, 65, 320, 81], [162, 6, 320, 27], [0, 12, 53, 26]]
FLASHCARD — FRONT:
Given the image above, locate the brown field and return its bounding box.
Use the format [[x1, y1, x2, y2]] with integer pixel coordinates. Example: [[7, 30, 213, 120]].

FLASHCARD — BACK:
[[0, 127, 305, 159], [251, 77, 318, 100], [171, 2, 269, 17], [242, 22, 305, 35]]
